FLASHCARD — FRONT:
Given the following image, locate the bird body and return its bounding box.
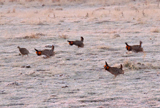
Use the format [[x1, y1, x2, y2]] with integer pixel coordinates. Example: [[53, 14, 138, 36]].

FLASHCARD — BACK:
[[125, 41, 143, 52], [17, 46, 29, 56], [67, 37, 84, 48], [104, 61, 124, 77], [35, 45, 54, 57]]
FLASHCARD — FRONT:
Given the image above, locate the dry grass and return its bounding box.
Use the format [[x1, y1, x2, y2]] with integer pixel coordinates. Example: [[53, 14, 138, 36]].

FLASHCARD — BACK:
[[151, 28, 160, 33], [110, 34, 120, 39], [1, 0, 157, 6], [23, 33, 45, 39], [59, 34, 68, 39], [23, 34, 39, 39], [1, 0, 159, 26], [136, 18, 145, 24], [124, 60, 160, 70], [97, 45, 110, 50], [124, 60, 138, 70], [12, 7, 16, 13]]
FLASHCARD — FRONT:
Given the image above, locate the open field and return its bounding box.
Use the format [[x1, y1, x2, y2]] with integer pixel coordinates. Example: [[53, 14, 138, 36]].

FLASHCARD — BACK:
[[0, 0, 160, 107]]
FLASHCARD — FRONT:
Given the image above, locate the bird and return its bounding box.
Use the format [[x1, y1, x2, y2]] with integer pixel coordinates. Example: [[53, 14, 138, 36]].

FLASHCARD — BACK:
[[104, 61, 124, 78], [34, 45, 55, 58], [17, 46, 29, 57], [125, 41, 143, 53], [67, 37, 84, 48]]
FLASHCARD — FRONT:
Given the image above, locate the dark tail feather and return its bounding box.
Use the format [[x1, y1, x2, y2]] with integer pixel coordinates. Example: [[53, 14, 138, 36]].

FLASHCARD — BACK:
[[120, 64, 123, 70], [51, 45, 54, 51], [81, 37, 84, 42], [140, 41, 142, 47]]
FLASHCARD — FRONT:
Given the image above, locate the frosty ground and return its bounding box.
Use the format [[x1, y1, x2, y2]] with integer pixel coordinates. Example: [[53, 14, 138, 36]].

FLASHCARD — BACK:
[[0, 0, 160, 107]]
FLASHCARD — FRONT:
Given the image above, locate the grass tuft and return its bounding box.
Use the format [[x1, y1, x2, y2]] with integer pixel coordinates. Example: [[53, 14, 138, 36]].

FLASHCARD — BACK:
[[59, 34, 68, 39], [151, 28, 159, 33], [124, 60, 138, 70], [23, 33, 45, 39]]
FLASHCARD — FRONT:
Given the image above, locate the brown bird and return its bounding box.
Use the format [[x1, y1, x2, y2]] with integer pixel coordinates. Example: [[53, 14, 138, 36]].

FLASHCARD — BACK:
[[34, 45, 55, 58], [67, 37, 84, 48], [125, 41, 143, 53], [104, 61, 124, 78], [17, 46, 29, 56]]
